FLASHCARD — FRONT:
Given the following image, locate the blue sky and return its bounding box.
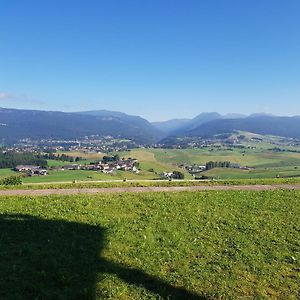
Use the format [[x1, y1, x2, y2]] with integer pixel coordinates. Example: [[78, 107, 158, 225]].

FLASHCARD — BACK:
[[0, 0, 300, 121]]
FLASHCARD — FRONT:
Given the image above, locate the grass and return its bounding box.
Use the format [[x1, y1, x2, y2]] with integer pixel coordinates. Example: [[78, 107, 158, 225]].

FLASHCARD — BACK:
[[2, 147, 300, 184], [0, 168, 15, 177], [56, 151, 105, 160], [0, 190, 299, 299], [202, 166, 300, 179], [47, 159, 94, 167], [1, 177, 300, 190], [115, 149, 193, 179], [149, 148, 300, 168], [21, 169, 158, 184], [3, 150, 192, 184], [116, 147, 300, 180], [22, 170, 120, 183]]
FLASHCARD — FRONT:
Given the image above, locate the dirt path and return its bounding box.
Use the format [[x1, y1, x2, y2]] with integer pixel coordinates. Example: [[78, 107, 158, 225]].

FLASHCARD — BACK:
[[0, 184, 300, 196]]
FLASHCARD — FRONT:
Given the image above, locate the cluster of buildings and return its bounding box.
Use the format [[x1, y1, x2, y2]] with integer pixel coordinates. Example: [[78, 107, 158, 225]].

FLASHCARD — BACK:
[[91, 158, 140, 174], [14, 165, 48, 176], [160, 172, 177, 179], [178, 162, 254, 175], [61, 159, 139, 174], [15, 135, 140, 153], [178, 164, 207, 174], [14, 158, 140, 177], [50, 158, 140, 174]]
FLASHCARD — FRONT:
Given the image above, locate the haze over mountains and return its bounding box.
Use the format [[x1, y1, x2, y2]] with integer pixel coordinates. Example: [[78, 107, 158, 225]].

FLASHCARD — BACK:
[[0, 108, 162, 144], [0, 107, 299, 145], [152, 112, 267, 135]]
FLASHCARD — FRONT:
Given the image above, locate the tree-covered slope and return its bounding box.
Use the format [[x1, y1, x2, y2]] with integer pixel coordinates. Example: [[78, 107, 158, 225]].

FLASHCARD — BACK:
[[0, 108, 162, 144]]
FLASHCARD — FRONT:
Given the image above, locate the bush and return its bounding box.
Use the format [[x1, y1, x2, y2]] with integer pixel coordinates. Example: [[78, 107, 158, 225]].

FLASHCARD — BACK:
[[0, 176, 23, 186], [172, 171, 185, 179]]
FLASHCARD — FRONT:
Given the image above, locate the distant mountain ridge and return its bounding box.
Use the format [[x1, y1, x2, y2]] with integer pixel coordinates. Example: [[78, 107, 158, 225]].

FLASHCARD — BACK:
[[180, 115, 300, 140], [156, 113, 300, 143], [0, 107, 299, 145], [172, 112, 222, 134], [152, 119, 190, 134], [155, 112, 247, 135], [77, 110, 159, 134], [0, 108, 162, 144]]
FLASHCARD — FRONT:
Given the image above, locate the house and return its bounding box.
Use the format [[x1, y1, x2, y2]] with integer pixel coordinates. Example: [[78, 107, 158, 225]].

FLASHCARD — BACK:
[[102, 167, 115, 174], [185, 165, 206, 174], [160, 172, 174, 179], [15, 165, 37, 172], [49, 166, 64, 171], [97, 158, 139, 174], [81, 165, 100, 171], [15, 165, 48, 176], [99, 164, 111, 171], [63, 164, 81, 170], [132, 166, 139, 173], [29, 168, 48, 176]]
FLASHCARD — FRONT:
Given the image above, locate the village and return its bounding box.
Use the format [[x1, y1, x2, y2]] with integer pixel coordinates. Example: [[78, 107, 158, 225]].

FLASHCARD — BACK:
[[13, 135, 141, 154], [14, 157, 140, 177]]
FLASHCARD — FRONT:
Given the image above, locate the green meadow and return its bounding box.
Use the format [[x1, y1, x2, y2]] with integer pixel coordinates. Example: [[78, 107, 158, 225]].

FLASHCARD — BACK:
[[203, 166, 300, 179], [0, 190, 299, 299], [1, 177, 300, 190], [21, 169, 155, 184], [2, 146, 300, 184], [0, 168, 15, 177], [117, 148, 300, 180]]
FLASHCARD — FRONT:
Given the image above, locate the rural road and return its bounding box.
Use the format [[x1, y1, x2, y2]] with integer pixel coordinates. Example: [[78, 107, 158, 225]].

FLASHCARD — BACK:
[[0, 184, 300, 196]]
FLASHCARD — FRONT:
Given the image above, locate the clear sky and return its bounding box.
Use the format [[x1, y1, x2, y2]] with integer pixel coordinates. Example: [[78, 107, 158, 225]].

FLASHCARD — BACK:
[[0, 0, 300, 121]]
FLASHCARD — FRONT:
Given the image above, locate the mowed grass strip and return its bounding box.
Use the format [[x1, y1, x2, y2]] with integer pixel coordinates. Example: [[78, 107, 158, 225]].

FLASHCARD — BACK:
[[1, 177, 300, 190], [0, 190, 299, 299]]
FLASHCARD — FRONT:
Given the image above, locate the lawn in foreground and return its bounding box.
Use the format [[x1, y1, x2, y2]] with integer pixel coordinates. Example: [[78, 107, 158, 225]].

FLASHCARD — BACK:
[[0, 190, 299, 299]]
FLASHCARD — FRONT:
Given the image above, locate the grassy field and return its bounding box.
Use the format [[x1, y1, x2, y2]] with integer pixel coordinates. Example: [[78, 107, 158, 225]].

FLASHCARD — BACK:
[[116, 149, 193, 179], [56, 151, 104, 160], [56, 147, 300, 172], [150, 148, 300, 168], [22, 150, 193, 183], [116, 148, 300, 180], [47, 159, 94, 167], [1, 176, 300, 190], [0, 190, 299, 299], [0, 167, 159, 185], [203, 166, 300, 179], [21, 169, 156, 184], [0, 168, 15, 177], [2, 147, 300, 184]]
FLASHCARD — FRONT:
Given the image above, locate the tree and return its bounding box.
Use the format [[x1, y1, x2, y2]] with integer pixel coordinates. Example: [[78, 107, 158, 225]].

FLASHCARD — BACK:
[[172, 171, 184, 180], [113, 154, 120, 161]]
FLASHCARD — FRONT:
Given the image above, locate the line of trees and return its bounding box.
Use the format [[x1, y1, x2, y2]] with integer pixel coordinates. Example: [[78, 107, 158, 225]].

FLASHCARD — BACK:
[[0, 152, 48, 169], [102, 155, 120, 163], [42, 153, 83, 163], [0, 151, 85, 169], [205, 161, 232, 170]]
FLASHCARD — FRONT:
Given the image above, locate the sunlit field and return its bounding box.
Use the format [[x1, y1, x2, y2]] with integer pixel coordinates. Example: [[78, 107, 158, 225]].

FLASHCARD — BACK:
[[1, 190, 299, 299]]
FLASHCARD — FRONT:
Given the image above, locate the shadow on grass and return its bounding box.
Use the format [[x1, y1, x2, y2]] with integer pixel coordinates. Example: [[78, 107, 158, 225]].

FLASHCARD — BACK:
[[0, 214, 207, 300]]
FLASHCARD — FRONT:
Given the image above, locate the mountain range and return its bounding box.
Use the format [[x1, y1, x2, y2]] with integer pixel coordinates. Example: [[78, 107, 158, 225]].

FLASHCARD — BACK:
[[0, 107, 299, 145], [0, 108, 162, 144]]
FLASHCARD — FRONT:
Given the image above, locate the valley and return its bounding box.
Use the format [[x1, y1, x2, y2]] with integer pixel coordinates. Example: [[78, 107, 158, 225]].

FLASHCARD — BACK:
[[2, 140, 300, 184]]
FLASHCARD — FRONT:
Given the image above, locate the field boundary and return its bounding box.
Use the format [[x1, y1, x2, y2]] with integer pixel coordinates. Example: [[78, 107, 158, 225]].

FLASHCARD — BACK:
[[0, 184, 300, 196]]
